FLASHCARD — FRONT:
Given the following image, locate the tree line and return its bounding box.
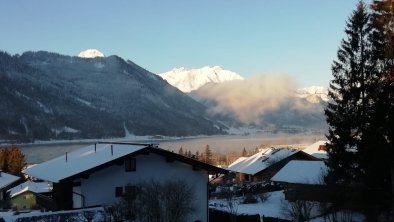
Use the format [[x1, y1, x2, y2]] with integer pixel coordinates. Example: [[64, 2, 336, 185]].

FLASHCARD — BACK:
[[326, 0, 394, 220], [177, 145, 252, 166]]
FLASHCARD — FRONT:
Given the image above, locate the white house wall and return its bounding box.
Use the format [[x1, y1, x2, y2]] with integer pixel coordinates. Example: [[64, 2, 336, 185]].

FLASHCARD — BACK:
[[78, 153, 208, 222]]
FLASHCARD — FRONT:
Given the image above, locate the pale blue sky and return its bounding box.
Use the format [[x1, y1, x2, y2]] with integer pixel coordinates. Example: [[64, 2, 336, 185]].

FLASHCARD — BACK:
[[0, 0, 364, 87]]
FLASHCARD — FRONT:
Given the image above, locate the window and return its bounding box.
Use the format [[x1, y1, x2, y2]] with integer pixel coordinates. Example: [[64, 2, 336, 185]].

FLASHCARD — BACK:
[[125, 158, 136, 172], [124, 185, 137, 200], [115, 186, 123, 197]]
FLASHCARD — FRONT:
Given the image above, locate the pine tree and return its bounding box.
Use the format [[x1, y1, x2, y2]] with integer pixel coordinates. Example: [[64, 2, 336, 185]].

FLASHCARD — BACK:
[[325, 1, 372, 186], [194, 151, 200, 160], [326, 1, 394, 217], [186, 150, 192, 158], [241, 148, 247, 157], [204, 145, 213, 164], [367, 0, 394, 211], [178, 147, 184, 156]]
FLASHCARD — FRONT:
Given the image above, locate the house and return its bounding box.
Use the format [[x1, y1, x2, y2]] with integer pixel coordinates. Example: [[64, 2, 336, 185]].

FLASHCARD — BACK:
[[271, 160, 329, 202], [302, 140, 328, 159], [227, 147, 318, 183], [271, 160, 328, 186], [0, 172, 20, 205], [7, 181, 52, 210], [23, 142, 227, 222]]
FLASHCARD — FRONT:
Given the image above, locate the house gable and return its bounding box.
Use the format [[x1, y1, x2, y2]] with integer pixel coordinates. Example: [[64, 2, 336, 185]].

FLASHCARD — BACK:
[[254, 151, 319, 181], [22, 142, 227, 222], [24, 142, 227, 183]]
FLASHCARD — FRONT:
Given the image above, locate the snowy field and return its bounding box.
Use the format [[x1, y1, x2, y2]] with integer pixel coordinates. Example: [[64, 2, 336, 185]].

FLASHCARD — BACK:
[[209, 190, 365, 222], [210, 191, 292, 220]]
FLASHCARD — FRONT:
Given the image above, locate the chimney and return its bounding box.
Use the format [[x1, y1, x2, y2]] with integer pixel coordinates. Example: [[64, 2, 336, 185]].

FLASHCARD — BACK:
[[66, 152, 68, 162], [94, 143, 97, 153], [111, 144, 113, 156], [318, 145, 327, 151]]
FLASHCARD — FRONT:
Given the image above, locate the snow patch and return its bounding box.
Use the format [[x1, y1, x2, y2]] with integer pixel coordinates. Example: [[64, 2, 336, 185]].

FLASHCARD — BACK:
[[36, 100, 52, 114], [14, 90, 31, 100], [75, 97, 93, 107], [78, 49, 105, 58], [53, 126, 80, 136], [94, 62, 105, 69], [123, 122, 133, 138]]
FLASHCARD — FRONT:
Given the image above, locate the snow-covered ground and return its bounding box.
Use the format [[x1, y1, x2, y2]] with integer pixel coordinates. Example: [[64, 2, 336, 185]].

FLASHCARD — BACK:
[[210, 191, 291, 219], [210, 190, 366, 221], [0, 207, 105, 222]]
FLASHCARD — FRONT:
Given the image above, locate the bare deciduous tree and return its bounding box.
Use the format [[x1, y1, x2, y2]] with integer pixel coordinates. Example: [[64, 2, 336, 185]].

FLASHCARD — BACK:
[[109, 179, 195, 222], [281, 199, 317, 222]]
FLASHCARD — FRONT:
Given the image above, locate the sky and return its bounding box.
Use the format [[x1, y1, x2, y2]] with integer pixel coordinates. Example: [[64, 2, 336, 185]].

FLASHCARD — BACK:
[[0, 0, 365, 87]]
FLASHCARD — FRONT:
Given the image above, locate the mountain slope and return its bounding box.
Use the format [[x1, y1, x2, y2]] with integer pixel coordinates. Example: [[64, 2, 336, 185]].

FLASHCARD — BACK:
[[159, 66, 244, 92], [0, 51, 223, 142]]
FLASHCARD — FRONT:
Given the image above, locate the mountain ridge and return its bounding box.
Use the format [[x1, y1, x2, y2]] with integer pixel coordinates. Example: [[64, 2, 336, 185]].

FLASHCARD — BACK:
[[0, 51, 224, 142], [159, 66, 244, 93]]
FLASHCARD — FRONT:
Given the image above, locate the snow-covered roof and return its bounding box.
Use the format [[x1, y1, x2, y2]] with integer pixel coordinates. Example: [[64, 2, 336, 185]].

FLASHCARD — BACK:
[[302, 140, 328, 159], [23, 143, 148, 182], [23, 142, 227, 183], [228, 157, 248, 168], [227, 147, 299, 175], [271, 160, 328, 185], [8, 181, 52, 198], [0, 172, 20, 189]]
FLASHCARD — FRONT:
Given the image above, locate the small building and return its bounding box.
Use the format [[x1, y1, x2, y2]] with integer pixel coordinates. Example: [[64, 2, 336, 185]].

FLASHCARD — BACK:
[[0, 172, 20, 204], [227, 147, 318, 183], [271, 160, 328, 186], [7, 181, 52, 210], [23, 142, 227, 222], [271, 160, 329, 201]]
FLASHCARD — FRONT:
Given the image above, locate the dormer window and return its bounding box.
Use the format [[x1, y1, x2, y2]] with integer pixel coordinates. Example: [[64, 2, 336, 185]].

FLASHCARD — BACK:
[[125, 158, 136, 172]]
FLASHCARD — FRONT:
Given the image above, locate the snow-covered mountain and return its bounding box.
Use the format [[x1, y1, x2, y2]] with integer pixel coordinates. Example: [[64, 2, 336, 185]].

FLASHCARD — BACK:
[[0, 51, 224, 143], [78, 49, 105, 58], [160, 66, 328, 103], [296, 86, 329, 103], [159, 66, 244, 92]]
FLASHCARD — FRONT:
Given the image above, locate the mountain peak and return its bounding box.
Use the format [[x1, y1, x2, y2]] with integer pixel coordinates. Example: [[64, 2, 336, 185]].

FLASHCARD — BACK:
[[78, 49, 105, 58], [296, 86, 329, 103], [159, 66, 244, 92]]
